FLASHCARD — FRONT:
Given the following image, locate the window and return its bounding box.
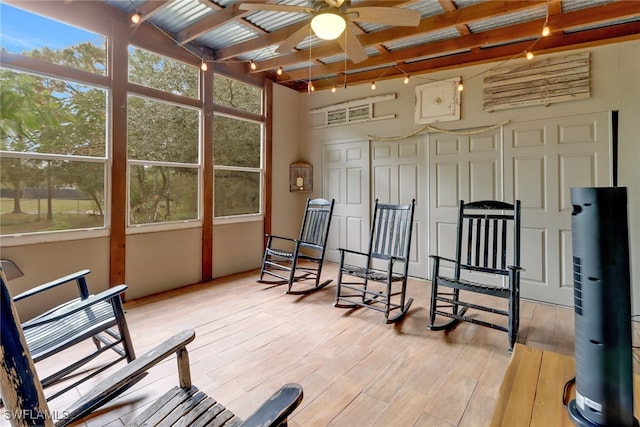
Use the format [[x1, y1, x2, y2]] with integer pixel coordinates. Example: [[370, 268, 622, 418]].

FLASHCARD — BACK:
[[128, 47, 198, 98], [126, 48, 201, 226], [214, 74, 262, 114], [0, 4, 108, 237], [0, 72, 107, 235], [213, 75, 264, 218]]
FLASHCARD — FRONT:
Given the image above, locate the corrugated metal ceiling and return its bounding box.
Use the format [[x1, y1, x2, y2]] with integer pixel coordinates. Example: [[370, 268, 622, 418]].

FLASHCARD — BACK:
[[101, 0, 640, 91]]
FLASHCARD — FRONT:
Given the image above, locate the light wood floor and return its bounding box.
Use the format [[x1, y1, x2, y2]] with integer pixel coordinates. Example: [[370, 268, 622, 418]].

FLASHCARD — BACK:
[[10, 263, 639, 426]]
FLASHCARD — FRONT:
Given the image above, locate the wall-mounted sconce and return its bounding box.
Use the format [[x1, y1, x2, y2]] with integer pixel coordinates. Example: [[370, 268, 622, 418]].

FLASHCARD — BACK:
[[290, 162, 313, 192]]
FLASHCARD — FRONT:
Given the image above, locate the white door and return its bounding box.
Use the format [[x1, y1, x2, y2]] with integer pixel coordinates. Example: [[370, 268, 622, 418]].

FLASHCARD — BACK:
[[372, 136, 427, 278], [504, 112, 611, 306], [323, 141, 370, 262], [427, 128, 503, 281], [428, 113, 611, 306]]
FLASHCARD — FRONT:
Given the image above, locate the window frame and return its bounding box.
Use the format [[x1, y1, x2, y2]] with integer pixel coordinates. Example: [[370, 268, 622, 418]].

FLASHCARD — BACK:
[[212, 75, 266, 224], [123, 44, 204, 232], [0, 58, 111, 244]]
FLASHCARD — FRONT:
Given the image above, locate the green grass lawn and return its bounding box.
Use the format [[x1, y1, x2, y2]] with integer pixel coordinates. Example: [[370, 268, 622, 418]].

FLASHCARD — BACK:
[[0, 198, 104, 234]]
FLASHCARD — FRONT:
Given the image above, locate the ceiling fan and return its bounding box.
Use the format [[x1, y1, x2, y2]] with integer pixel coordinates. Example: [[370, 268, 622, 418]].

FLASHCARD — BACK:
[[239, 0, 421, 64]]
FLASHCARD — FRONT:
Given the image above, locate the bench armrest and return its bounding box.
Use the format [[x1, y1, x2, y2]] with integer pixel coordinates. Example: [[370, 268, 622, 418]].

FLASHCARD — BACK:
[[21, 285, 128, 329], [61, 329, 196, 426], [13, 269, 92, 302], [240, 383, 303, 427]]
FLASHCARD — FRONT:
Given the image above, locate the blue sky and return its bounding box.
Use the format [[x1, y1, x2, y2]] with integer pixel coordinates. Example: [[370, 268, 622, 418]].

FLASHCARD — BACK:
[[0, 3, 104, 54]]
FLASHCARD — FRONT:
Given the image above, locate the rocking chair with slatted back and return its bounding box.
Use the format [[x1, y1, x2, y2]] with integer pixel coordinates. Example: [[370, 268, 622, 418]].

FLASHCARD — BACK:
[[0, 260, 135, 402], [428, 200, 522, 351], [334, 199, 416, 323], [0, 269, 304, 427], [259, 198, 335, 294]]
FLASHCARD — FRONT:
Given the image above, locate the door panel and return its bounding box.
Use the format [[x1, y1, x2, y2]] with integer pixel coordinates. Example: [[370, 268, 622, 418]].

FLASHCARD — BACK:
[[323, 141, 370, 262], [428, 129, 502, 281], [504, 112, 611, 306], [428, 113, 610, 306], [372, 137, 427, 277]]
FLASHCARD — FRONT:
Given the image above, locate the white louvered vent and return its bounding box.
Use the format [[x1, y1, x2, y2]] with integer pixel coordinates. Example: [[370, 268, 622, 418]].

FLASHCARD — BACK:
[[309, 93, 396, 129]]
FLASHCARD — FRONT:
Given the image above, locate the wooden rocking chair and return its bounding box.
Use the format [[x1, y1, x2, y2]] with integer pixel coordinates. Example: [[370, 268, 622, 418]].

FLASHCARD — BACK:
[[259, 198, 335, 294], [0, 260, 135, 401], [334, 199, 416, 323], [0, 269, 303, 427], [428, 200, 522, 351]]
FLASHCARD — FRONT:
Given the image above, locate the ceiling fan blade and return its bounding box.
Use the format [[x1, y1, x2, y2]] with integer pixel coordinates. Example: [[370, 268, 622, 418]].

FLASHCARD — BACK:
[[347, 7, 421, 26], [325, 0, 345, 7], [337, 26, 368, 64], [276, 23, 312, 53], [239, 3, 312, 14]]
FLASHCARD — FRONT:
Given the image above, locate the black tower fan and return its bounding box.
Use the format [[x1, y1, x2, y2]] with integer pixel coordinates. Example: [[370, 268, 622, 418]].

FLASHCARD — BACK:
[[569, 187, 637, 426]]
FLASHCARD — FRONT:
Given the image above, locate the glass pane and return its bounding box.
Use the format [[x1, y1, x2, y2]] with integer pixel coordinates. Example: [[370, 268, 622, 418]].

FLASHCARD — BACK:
[[0, 70, 107, 156], [214, 74, 262, 114], [129, 47, 198, 98], [128, 96, 199, 163], [0, 3, 107, 75], [129, 165, 198, 225], [214, 170, 260, 217], [0, 158, 105, 235], [213, 115, 261, 168]]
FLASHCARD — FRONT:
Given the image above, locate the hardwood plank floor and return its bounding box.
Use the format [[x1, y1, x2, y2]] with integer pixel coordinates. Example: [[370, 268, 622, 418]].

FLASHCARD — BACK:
[[6, 263, 639, 426]]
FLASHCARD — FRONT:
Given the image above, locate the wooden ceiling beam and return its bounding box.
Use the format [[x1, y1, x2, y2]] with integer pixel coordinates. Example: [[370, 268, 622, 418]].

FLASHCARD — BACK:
[[214, 20, 310, 60], [178, 3, 249, 44], [218, 1, 543, 64], [133, 0, 172, 24], [306, 20, 640, 91], [273, 1, 640, 82]]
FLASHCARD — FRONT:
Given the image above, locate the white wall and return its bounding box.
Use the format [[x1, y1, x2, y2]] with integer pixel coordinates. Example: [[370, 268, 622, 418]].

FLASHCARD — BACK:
[[302, 40, 640, 312], [126, 227, 202, 300]]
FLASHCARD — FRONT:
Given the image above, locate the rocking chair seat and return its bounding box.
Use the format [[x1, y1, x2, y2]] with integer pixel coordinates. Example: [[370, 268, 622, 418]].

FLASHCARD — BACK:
[[340, 264, 405, 282], [265, 248, 295, 259], [434, 275, 511, 298]]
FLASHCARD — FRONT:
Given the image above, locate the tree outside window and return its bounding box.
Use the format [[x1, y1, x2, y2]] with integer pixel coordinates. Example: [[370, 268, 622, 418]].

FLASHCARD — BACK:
[[213, 75, 263, 218]]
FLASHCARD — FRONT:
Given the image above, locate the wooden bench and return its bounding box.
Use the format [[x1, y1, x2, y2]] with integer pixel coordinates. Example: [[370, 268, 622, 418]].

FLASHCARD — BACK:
[[1, 275, 303, 427]]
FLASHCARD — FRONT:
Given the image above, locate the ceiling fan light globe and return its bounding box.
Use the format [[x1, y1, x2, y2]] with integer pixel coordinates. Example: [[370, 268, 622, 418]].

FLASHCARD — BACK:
[[311, 12, 346, 40]]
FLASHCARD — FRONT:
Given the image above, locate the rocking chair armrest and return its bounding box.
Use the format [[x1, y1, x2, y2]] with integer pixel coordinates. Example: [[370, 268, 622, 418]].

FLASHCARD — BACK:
[[371, 253, 407, 263], [21, 284, 128, 329], [266, 234, 297, 245], [239, 383, 303, 427], [507, 265, 525, 271], [429, 255, 456, 263], [13, 269, 92, 302], [429, 255, 456, 264], [62, 329, 197, 426], [338, 248, 368, 257]]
